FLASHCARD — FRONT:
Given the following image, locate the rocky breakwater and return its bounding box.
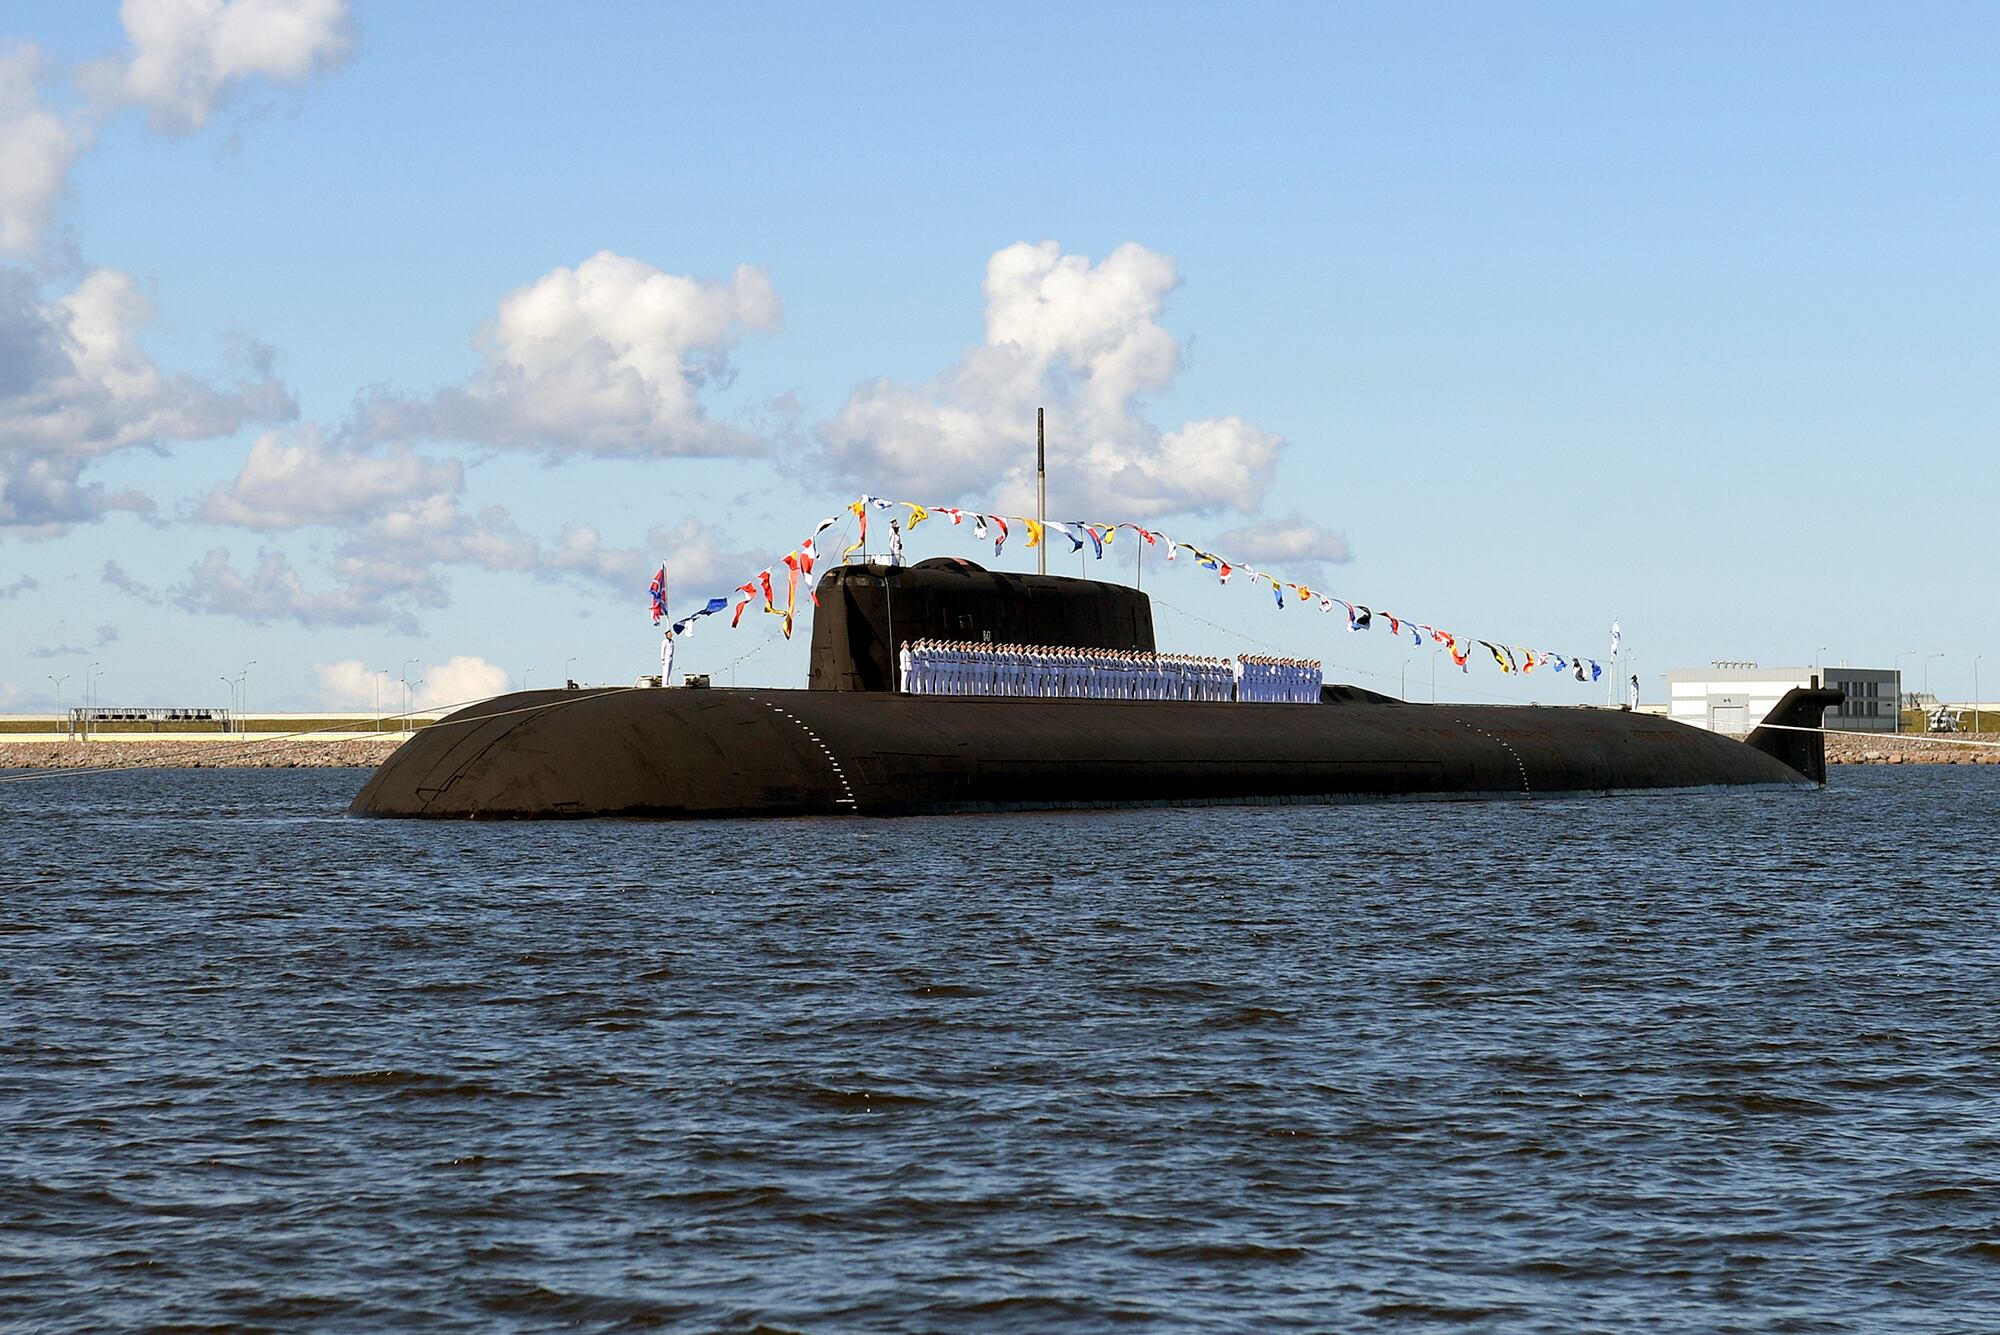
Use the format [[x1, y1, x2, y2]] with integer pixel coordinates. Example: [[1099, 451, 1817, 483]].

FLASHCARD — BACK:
[[1825, 732, 2000, 765], [0, 738, 407, 769]]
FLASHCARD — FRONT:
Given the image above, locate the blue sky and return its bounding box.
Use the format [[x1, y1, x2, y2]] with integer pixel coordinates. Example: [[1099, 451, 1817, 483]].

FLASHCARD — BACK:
[[2, 1, 1994, 712]]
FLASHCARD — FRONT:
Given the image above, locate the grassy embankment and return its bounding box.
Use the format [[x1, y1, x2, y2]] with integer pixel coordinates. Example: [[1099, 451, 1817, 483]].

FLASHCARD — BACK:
[[1896, 709, 1998, 735]]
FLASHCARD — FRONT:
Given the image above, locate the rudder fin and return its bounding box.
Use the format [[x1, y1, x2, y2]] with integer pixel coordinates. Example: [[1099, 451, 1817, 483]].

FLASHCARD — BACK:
[[1746, 686, 1844, 784]]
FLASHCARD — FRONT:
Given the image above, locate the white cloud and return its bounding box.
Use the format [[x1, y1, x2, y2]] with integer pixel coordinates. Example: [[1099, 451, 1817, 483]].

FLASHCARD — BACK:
[[191, 423, 761, 628], [542, 515, 763, 599], [313, 654, 506, 711], [312, 657, 376, 706], [83, 0, 354, 133], [412, 655, 509, 710], [1211, 513, 1353, 568], [363, 251, 781, 457], [172, 546, 390, 628], [197, 425, 461, 529], [0, 42, 90, 258], [821, 240, 1287, 520], [0, 266, 294, 532], [195, 425, 535, 623]]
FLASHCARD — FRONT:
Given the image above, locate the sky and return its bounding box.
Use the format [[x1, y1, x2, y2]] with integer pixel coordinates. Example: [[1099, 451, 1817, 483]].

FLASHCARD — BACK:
[[1, 0, 1995, 714]]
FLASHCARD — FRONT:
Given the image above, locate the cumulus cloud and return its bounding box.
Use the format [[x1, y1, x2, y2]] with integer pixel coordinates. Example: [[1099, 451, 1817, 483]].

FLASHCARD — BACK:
[[311, 657, 376, 706], [82, 0, 354, 133], [171, 545, 390, 628], [1210, 513, 1353, 569], [0, 42, 90, 259], [30, 643, 87, 659], [0, 574, 36, 598], [4, 4, 350, 258], [412, 655, 509, 710], [193, 425, 534, 625], [101, 559, 146, 595], [0, 266, 294, 532], [197, 425, 461, 530], [314, 655, 503, 710], [821, 240, 1286, 520], [542, 516, 762, 599], [361, 251, 781, 457], [188, 417, 763, 628]]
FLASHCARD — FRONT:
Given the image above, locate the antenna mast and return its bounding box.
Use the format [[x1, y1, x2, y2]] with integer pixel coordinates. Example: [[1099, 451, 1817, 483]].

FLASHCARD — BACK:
[[1036, 407, 1047, 576]]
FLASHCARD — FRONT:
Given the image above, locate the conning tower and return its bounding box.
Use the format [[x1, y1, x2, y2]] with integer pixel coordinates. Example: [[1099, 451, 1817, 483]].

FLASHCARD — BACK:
[[808, 558, 1155, 692]]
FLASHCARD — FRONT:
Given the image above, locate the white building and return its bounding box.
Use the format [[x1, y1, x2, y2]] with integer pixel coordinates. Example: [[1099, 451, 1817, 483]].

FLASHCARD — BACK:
[[1662, 662, 1899, 735]]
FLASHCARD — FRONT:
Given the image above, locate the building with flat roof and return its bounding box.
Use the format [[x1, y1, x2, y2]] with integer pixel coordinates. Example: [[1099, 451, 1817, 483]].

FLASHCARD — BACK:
[[1662, 662, 1898, 735]]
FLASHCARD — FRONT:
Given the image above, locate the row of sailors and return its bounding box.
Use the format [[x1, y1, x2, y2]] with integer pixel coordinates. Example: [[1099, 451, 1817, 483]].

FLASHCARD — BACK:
[[1234, 654, 1325, 704], [897, 639, 1321, 703]]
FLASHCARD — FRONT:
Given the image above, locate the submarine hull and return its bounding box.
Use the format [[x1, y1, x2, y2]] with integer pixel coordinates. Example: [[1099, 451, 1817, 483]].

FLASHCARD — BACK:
[[348, 686, 1836, 820]]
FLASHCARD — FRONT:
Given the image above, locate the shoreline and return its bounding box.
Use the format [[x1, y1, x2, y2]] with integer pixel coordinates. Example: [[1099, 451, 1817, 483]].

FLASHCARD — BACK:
[[0, 738, 407, 769], [1824, 732, 2000, 765], [3, 729, 1993, 771]]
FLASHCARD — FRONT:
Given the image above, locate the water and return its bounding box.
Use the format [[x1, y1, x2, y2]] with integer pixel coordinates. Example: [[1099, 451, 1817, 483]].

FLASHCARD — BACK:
[[4, 767, 1998, 1332]]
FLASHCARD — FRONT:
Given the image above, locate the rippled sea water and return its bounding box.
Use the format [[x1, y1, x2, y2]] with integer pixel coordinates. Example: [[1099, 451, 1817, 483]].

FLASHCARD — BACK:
[[5, 767, 2000, 1332]]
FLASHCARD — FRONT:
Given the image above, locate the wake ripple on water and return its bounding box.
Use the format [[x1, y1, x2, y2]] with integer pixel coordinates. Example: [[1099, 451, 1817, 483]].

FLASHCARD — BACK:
[[3, 767, 1999, 1331]]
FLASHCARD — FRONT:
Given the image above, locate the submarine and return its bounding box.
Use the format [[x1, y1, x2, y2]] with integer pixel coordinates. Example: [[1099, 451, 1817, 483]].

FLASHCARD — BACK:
[[350, 559, 1840, 819]]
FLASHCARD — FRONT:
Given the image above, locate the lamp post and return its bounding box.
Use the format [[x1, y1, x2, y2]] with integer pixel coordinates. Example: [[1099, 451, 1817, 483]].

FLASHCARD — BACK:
[[523, 668, 533, 693], [563, 656, 577, 688], [48, 674, 68, 732], [219, 675, 235, 729], [400, 658, 420, 733], [1894, 649, 1918, 733], [1814, 646, 1828, 679], [1975, 655, 1984, 735], [1923, 653, 1944, 732]]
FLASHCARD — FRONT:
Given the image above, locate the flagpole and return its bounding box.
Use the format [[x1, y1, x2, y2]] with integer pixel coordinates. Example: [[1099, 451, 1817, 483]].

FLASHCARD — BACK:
[[1036, 407, 1047, 577]]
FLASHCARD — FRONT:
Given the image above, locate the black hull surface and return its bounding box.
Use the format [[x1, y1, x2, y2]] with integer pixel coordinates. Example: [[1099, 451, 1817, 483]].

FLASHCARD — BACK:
[[348, 687, 1838, 820]]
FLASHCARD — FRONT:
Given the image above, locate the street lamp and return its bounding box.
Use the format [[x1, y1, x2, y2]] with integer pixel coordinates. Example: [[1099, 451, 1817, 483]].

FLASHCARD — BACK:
[[523, 668, 534, 692], [400, 658, 421, 730], [1976, 655, 1984, 736], [1923, 652, 1944, 700], [374, 668, 390, 734], [220, 674, 235, 726], [84, 660, 101, 739], [48, 673, 68, 726], [564, 656, 577, 688], [1814, 645, 1829, 678], [1894, 649, 1918, 733]]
